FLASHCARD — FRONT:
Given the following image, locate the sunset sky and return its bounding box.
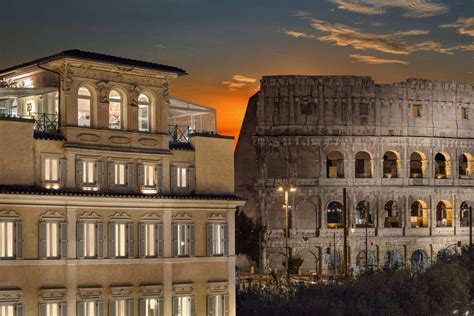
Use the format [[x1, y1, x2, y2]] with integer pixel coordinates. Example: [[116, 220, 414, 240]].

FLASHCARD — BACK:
[[1, 0, 473, 143]]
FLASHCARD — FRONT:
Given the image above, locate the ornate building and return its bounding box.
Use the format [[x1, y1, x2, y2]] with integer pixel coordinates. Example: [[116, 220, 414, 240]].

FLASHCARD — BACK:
[[0, 50, 243, 316], [235, 75, 474, 276]]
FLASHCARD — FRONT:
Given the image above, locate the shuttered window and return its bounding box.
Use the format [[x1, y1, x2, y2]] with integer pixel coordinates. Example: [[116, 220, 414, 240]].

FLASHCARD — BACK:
[[44, 158, 60, 181], [0, 221, 15, 258], [41, 221, 60, 258], [172, 223, 194, 257], [114, 163, 127, 185], [172, 296, 195, 316], [39, 302, 62, 316], [207, 295, 229, 316], [109, 222, 134, 258], [144, 165, 156, 187], [139, 222, 163, 258], [109, 299, 133, 316], [77, 301, 103, 316], [77, 222, 103, 259], [140, 298, 163, 316], [0, 305, 14, 316], [177, 167, 187, 188], [207, 224, 228, 256], [83, 161, 96, 184]]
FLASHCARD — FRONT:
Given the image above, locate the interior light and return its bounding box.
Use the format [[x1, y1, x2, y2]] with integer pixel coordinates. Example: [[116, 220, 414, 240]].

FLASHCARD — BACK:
[[277, 186, 284, 192]]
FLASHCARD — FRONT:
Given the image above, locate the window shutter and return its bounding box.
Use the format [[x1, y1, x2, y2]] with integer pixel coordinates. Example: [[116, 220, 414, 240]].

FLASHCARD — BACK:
[[171, 166, 178, 189], [60, 302, 68, 316], [188, 167, 196, 191], [157, 165, 163, 189], [139, 222, 146, 258], [139, 299, 146, 316], [207, 295, 214, 316], [109, 301, 116, 316], [207, 224, 213, 257], [15, 221, 23, 259], [39, 303, 47, 316], [190, 297, 196, 316], [97, 301, 104, 316], [76, 159, 83, 185], [77, 302, 85, 316], [138, 164, 145, 186], [223, 224, 229, 256], [127, 299, 134, 316], [189, 224, 195, 257], [158, 298, 164, 316], [96, 160, 104, 186], [16, 304, 24, 316], [97, 223, 104, 259], [60, 158, 67, 184], [224, 295, 229, 316], [108, 162, 115, 185], [157, 223, 164, 258], [77, 222, 84, 259], [109, 222, 116, 258], [172, 223, 178, 257], [39, 221, 47, 259], [127, 222, 134, 258], [172, 297, 178, 316], [127, 163, 135, 188], [60, 222, 68, 259]]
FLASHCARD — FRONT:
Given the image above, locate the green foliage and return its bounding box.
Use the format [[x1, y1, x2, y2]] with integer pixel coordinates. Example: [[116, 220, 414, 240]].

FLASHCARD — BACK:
[[238, 251, 474, 315], [235, 209, 265, 266]]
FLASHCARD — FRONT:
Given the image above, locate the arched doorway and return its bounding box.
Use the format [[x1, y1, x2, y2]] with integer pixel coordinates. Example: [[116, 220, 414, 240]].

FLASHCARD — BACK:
[[436, 201, 452, 227], [411, 249, 429, 271], [385, 250, 403, 270], [384, 200, 401, 228], [327, 201, 343, 229]]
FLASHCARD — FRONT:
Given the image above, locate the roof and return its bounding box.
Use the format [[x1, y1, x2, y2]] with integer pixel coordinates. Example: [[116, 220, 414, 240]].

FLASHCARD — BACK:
[[0, 49, 187, 76], [0, 185, 245, 201]]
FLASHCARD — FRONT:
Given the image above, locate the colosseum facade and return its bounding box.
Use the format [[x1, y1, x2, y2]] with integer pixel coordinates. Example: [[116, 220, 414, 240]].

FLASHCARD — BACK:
[[235, 75, 474, 276]]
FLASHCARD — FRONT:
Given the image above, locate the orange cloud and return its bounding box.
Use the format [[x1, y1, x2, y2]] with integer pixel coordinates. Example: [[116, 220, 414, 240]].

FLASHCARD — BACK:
[[350, 54, 408, 65]]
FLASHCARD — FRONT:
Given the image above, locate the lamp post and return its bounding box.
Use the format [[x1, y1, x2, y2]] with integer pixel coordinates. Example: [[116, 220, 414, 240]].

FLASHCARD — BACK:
[[278, 185, 296, 282]]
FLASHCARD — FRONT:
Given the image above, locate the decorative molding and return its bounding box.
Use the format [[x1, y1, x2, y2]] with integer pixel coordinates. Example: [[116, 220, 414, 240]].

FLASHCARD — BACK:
[[207, 213, 227, 223], [172, 283, 194, 296], [140, 213, 161, 222], [109, 286, 133, 299], [130, 85, 141, 107], [0, 289, 22, 303], [78, 211, 101, 220], [77, 287, 102, 300], [139, 138, 158, 147], [0, 209, 20, 219], [207, 281, 228, 294], [139, 284, 163, 297], [40, 210, 65, 221], [59, 62, 74, 92], [39, 288, 67, 303], [110, 212, 131, 220], [172, 213, 192, 222], [109, 136, 131, 145], [96, 81, 110, 104], [78, 133, 100, 143]]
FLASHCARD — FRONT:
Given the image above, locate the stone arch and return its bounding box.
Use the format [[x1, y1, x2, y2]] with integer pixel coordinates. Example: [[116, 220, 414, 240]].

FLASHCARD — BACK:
[[460, 201, 470, 227], [108, 86, 128, 130], [326, 250, 342, 275], [267, 252, 285, 272], [266, 150, 287, 179], [326, 151, 344, 178], [77, 82, 97, 127], [294, 200, 317, 230], [385, 250, 403, 269], [298, 249, 320, 274], [355, 200, 374, 228], [409, 151, 426, 178], [435, 200, 453, 227], [410, 200, 429, 228], [434, 152, 451, 178], [355, 250, 376, 273], [411, 249, 429, 271], [297, 148, 318, 179], [326, 201, 343, 229], [355, 151, 372, 178], [459, 153, 472, 179], [384, 200, 401, 228], [383, 151, 400, 178]]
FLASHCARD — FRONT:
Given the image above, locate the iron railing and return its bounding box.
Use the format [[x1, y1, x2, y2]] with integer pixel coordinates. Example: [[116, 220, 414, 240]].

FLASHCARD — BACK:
[[0, 111, 58, 133]]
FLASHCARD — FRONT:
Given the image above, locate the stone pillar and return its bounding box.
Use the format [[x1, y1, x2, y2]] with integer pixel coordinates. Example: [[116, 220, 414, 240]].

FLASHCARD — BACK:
[[163, 262, 173, 316], [128, 104, 139, 132], [66, 206, 77, 316], [163, 210, 172, 257], [97, 102, 109, 129]]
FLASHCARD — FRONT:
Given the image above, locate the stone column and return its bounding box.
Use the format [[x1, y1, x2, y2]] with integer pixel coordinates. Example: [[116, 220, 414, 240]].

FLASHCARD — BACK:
[[128, 104, 138, 132], [66, 206, 77, 316]]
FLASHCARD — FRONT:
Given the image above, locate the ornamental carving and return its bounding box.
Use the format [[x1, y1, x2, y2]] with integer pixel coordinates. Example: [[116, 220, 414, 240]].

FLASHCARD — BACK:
[[78, 211, 101, 220], [172, 213, 192, 222], [109, 286, 133, 298], [109, 136, 131, 145], [139, 138, 158, 147], [0, 289, 22, 303], [77, 287, 102, 300], [140, 284, 163, 297], [39, 210, 65, 221], [0, 209, 20, 219], [96, 81, 110, 103], [172, 283, 193, 295], [130, 85, 141, 107], [140, 213, 161, 221], [78, 133, 100, 143], [207, 281, 228, 294], [207, 213, 227, 223], [39, 288, 67, 303], [110, 212, 131, 220], [59, 63, 73, 92]]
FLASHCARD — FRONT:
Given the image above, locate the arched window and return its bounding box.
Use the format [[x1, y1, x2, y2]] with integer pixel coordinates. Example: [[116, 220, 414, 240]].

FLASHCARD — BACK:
[[435, 153, 447, 179], [459, 154, 470, 179], [78, 86, 92, 127], [385, 250, 403, 270], [355, 251, 376, 273], [327, 201, 343, 229], [109, 90, 122, 129], [138, 94, 151, 132], [437, 248, 453, 261], [411, 249, 429, 271], [409, 152, 423, 178], [355, 200, 373, 227], [436, 201, 452, 227], [410, 201, 427, 228], [460, 201, 470, 227], [383, 151, 398, 178], [327, 151, 344, 178], [355, 151, 372, 178], [384, 200, 400, 228]]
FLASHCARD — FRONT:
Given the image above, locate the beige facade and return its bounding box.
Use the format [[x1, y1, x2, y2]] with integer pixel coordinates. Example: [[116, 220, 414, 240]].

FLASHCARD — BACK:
[[0, 50, 243, 316], [235, 75, 474, 276]]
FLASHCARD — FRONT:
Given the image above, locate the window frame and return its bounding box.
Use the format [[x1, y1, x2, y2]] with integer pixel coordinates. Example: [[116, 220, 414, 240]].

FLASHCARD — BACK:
[[109, 90, 123, 130], [78, 86, 92, 127]]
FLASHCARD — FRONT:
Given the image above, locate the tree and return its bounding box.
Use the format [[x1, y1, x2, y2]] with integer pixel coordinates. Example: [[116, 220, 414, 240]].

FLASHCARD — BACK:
[[235, 209, 265, 267]]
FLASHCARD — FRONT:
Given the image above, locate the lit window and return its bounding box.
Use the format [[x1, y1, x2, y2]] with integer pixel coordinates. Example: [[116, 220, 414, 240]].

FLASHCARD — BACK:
[[46, 222, 59, 258], [177, 167, 187, 188], [44, 302, 60, 316], [114, 163, 127, 185], [145, 223, 156, 257], [207, 294, 229, 316], [0, 221, 15, 258], [173, 223, 194, 257], [112, 223, 127, 258], [112, 299, 127, 316], [144, 164, 156, 187], [141, 298, 163, 316], [83, 222, 97, 258], [138, 94, 150, 132], [208, 223, 227, 256], [78, 86, 92, 127], [78, 301, 100, 316], [462, 107, 469, 119], [44, 158, 59, 182], [109, 90, 122, 129], [83, 161, 96, 184], [412, 104, 421, 117], [0, 305, 15, 316], [173, 296, 194, 316]]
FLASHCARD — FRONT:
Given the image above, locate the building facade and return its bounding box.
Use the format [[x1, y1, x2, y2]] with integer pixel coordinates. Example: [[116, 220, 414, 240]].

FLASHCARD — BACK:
[[0, 50, 243, 316], [235, 75, 474, 276]]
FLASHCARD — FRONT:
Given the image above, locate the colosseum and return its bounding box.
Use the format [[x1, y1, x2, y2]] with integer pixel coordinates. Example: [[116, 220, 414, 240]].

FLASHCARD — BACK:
[[235, 75, 474, 276]]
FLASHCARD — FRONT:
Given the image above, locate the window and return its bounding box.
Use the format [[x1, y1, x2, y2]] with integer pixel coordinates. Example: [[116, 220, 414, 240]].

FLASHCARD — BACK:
[[110, 299, 130, 316], [173, 296, 195, 316], [141, 298, 163, 316], [326, 201, 343, 229], [144, 164, 156, 187], [384, 201, 400, 228], [326, 151, 344, 179], [77, 301, 103, 316], [359, 102, 369, 115], [461, 202, 470, 227], [114, 163, 127, 185], [83, 161, 96, 184], [411, 201, 427, 228], [40, 303, 61, 316], [355, 151, 372, 178], [383, 152, 398, 178], [78, 86, 92, 127], [44, 158, 59, 182], [459, 154, 470, 178], [355, 201, 373, 228], [138, 94, 151, 132], [0, 220, 19, 259], [177, 167, 187, 188], [207, 223, 228, 256], [207, 294, 229, 316], [109, 222, 131, 258], [436, 201, 452, 227], [109, 90, 122, 129], [434, 153, 448, 179], [0, 305, 15, 316], [173, 223, 194, 257], [39, 221, 65, 259], [412, 104, 421, 117], [77, 221, 103, 259], [409, 152, 423, 178], [462, 107, 469, 119], [139, 222, 163, 258]]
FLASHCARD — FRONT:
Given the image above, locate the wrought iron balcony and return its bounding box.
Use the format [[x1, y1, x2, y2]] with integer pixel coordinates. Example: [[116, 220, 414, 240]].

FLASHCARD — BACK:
[[0, 111, 58, 133]]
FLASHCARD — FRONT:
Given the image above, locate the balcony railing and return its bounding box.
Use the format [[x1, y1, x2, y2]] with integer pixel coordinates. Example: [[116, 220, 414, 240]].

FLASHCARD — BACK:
[[169, 125, 217, 143], [0, 111, 58, 133]]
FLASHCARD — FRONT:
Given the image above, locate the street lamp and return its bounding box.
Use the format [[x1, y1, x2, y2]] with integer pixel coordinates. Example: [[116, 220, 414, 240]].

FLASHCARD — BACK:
[[277, 185, 296, 282]]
